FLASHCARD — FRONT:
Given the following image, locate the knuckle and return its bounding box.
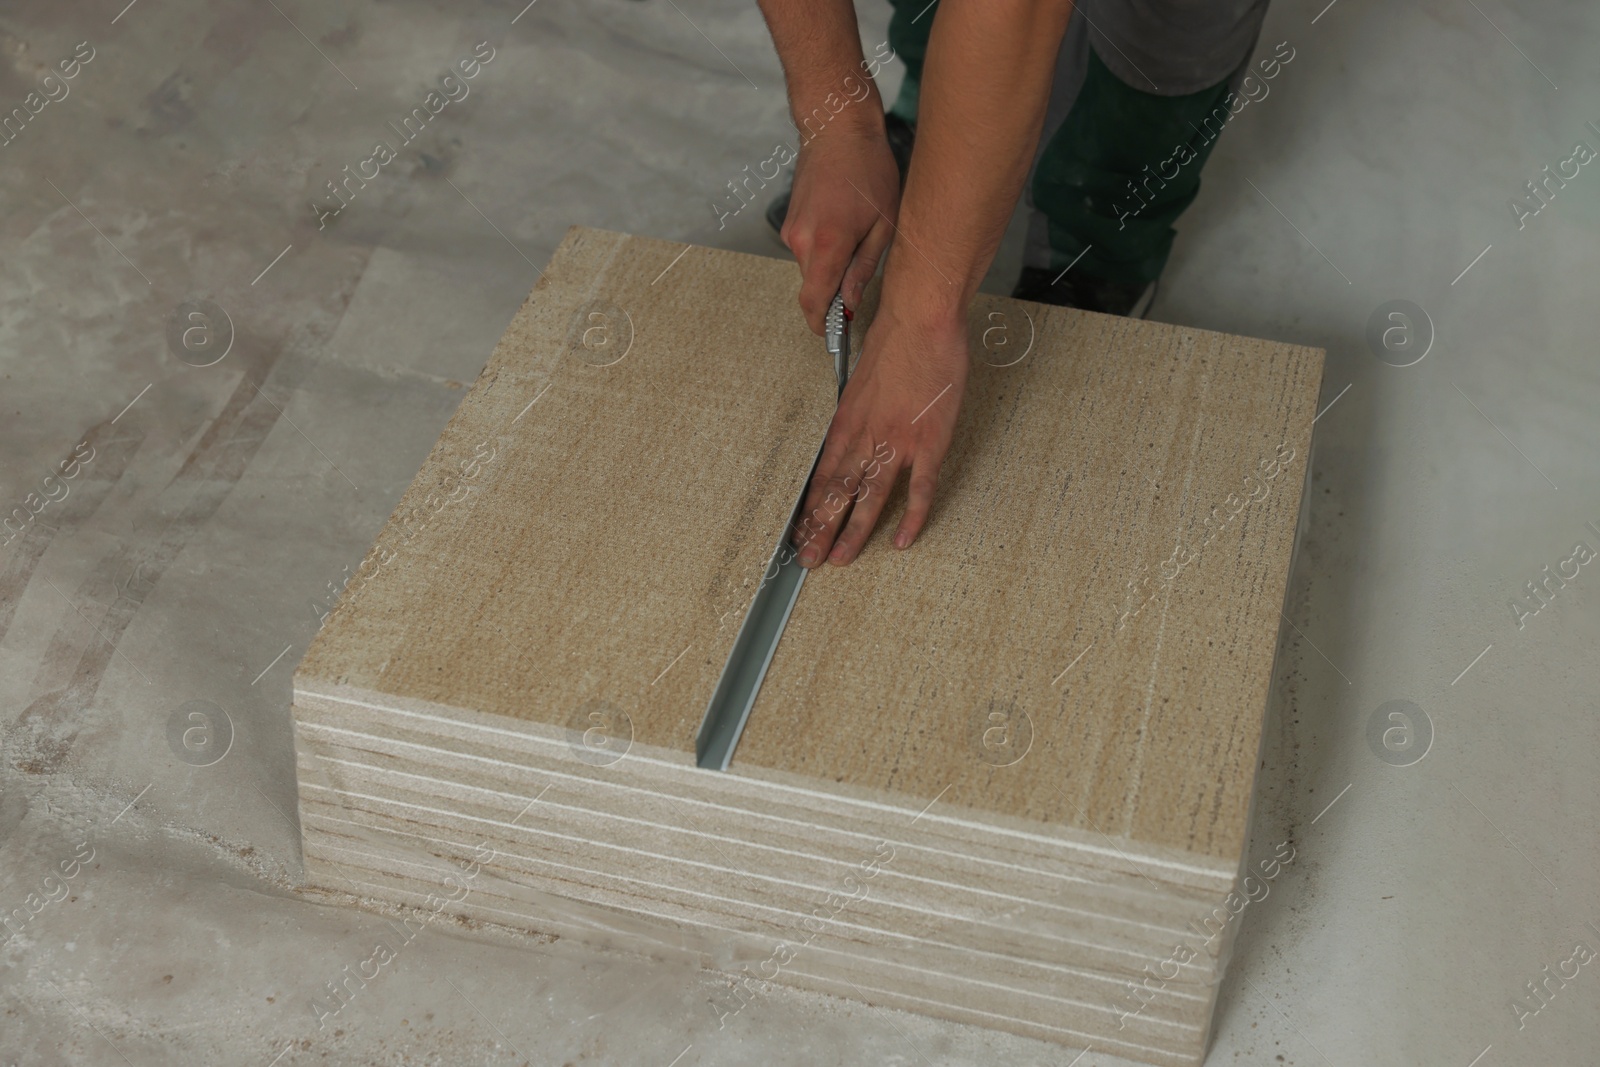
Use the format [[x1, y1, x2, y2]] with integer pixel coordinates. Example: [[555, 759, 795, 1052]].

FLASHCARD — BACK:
[[826, 480, 851, 505], [811, 227, 841, 253]]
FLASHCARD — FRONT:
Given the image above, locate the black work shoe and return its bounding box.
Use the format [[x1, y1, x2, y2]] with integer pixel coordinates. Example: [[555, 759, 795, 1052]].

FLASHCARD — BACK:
[[884, 110, 916, 176], [765, 112, 918, 236], [1011, 266, 1158, 319]]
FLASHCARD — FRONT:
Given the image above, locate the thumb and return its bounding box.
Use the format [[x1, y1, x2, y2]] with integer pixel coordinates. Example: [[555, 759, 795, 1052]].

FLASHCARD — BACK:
[[842, 217, 893, 310]]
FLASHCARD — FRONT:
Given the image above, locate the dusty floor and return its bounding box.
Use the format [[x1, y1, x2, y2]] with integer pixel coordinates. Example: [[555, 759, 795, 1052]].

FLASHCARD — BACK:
[[1, 0, 1597, 1064]]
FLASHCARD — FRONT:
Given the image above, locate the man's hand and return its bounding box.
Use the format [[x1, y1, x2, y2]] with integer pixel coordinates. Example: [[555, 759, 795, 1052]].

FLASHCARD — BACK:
[[761, 0, 1074, 566], [754, 0, 896, 333], [794, 304, 969, 567], [781, 121, 900, 334]]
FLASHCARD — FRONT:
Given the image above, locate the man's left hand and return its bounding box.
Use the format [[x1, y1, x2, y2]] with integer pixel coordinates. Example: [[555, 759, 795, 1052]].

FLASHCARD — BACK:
[[794, 304, 969, 567]]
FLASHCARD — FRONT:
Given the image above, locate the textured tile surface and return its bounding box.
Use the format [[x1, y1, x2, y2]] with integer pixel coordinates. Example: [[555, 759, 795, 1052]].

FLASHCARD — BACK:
[[2, 1, 1597, 1065], [291, 226, 1321, 1066]]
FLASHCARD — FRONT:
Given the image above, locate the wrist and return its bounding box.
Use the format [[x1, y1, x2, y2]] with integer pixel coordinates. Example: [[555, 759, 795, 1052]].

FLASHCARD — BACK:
[[784, 49, 886, 140], [790, 89, 885, 146], [878, 261, 971, 340], [872, 296, 972, 375]]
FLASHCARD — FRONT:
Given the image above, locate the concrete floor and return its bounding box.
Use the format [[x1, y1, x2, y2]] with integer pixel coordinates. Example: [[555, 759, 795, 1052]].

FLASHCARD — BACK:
[[1, 0, 1596, 1064]]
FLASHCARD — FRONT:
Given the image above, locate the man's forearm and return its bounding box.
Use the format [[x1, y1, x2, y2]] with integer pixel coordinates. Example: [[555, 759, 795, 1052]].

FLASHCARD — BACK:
[[757, 0, 886, 140], [882, 0, 1075, 328]]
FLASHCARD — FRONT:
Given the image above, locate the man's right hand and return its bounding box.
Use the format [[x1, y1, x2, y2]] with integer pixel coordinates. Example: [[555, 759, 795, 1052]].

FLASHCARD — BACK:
[[779, 119, 901, 333]]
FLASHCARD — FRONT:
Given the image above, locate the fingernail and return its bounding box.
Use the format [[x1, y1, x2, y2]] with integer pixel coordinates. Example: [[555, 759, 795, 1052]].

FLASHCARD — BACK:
[[829, 543, 847, 562], [894, 532, 909, 549], [799, 549, 817, 566]]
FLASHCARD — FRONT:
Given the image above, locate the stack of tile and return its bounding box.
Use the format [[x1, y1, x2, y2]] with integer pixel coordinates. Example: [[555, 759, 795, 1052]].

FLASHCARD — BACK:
[[292, 227, 1322, 1066]]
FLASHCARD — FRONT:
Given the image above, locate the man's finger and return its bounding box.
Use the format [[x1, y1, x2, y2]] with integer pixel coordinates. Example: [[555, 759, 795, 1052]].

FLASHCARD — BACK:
[[840, 216, 894, 311], [795, 226, 858, 335], [828, 449, 905, 565], [793, 401, 866, 551], [795, 425, 892, 568], [893, 454, 942, 549], [794, 488, 853, 568], [794, 448, 861, 568]]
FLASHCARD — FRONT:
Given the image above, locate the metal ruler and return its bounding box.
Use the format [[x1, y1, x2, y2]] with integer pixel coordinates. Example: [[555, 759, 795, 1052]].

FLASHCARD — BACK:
[[694, 295, 850, 771]]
